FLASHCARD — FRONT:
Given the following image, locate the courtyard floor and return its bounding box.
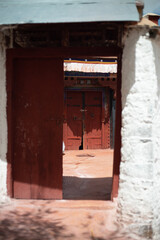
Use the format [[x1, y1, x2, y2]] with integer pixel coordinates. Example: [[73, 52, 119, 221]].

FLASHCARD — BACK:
[[63, 149, 113, 200], [0, 150, 135, 240]]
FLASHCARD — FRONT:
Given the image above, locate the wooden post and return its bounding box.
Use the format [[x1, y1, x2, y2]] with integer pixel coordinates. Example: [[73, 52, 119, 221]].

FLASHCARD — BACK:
[[111, 53, 122, 200]]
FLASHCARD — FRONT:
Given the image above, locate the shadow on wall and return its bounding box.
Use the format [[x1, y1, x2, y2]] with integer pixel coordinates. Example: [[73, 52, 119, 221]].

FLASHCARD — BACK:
[[0, 206, 81, 240], [63, 176, 112, 200], [152, 35, 160, 100], [121, 29, 138, 109], [0, 212, 68, 240]]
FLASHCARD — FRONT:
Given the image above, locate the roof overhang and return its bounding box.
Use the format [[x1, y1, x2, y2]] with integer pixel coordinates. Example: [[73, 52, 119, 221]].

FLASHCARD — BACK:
[[0, 0, 139, 26]]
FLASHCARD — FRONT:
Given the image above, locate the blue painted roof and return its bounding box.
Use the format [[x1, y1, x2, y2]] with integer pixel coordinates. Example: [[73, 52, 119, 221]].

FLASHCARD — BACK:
[[143, 0, 160, 15], [0, 0, 139, 25]]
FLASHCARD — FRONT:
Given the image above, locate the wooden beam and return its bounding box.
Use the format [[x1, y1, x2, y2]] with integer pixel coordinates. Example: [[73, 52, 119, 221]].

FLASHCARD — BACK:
[[7, 46, 121, 59]]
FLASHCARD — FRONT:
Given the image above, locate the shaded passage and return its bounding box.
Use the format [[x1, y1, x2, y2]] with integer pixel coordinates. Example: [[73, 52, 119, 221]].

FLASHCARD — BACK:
[[63, 149, 113, 200], [63, 176, 112, 200]]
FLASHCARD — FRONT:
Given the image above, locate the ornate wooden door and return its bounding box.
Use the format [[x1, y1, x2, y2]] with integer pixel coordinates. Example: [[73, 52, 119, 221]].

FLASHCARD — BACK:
[[64, 90, 102, 150], [84, 91, 102, 149], [64, 91, 83, 150]]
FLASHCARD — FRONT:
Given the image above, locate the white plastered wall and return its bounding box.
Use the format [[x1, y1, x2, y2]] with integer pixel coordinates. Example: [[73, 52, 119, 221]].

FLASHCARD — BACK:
[[118, 26, 160, 240], [152, 33, 160, 240], [0, 31, 8, 203]]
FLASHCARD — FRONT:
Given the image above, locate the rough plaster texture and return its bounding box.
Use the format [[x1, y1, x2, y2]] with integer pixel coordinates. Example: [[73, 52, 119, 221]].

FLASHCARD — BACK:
[[0, 31, 8, 203], [118, 27, 160, 240], [152, 34, 160, 240]]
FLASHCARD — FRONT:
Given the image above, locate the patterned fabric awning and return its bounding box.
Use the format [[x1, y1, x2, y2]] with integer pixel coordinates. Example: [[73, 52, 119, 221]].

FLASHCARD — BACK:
[[64, 60, 117, 73]]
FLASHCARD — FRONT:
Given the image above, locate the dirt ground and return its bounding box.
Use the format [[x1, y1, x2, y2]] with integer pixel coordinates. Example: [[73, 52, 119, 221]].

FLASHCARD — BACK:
[[0, 150, 135, 240], [63, 149, 113, 200]]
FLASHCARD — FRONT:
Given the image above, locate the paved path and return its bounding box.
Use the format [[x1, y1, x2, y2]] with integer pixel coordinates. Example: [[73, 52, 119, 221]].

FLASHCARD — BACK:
[[0, 150, 136, 240], [0, 199, 136, 240]]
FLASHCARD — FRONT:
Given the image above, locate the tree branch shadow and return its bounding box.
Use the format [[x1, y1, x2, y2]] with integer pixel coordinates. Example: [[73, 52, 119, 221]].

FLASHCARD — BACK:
[[0, 210, 74, 240]]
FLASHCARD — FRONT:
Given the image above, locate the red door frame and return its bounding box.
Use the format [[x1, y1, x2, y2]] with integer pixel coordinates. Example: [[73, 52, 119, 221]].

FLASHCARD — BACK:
[[6, 47, 122, 199], [111, 54, 122, 199]]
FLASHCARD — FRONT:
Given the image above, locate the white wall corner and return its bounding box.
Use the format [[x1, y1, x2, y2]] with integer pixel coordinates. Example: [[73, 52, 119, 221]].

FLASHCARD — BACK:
[[0, 31, 8, 203], [118, 27, 159, 239]]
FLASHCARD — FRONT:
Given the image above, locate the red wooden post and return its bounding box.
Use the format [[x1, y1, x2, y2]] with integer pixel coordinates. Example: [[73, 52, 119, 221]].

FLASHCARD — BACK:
[[111, 53, 122, 200]]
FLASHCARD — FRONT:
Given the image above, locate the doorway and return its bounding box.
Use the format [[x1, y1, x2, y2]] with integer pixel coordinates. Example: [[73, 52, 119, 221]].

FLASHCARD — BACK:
[[62, 57, 117, 200], [7, 48, 120, 200]]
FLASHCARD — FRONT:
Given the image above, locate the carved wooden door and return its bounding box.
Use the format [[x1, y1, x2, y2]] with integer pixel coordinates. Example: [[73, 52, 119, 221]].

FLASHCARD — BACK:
[[84, 91, 102, 149], [64, 91, 102, 150], [64, 91, 83, 150]]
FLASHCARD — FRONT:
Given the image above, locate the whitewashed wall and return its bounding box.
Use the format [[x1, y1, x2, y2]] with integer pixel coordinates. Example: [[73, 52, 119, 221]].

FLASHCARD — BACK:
[[0, 31, 8, 203], [118, 27, 160, 240], [152, 34, 160, 240]]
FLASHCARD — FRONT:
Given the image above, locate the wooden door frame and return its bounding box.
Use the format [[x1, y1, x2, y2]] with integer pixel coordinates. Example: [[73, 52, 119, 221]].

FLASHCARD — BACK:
[[6, 46, 122, 199]]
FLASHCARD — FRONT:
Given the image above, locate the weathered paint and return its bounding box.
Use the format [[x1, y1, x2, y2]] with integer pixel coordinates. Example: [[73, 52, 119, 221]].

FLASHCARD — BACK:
[[9, 56, 63, 199]]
